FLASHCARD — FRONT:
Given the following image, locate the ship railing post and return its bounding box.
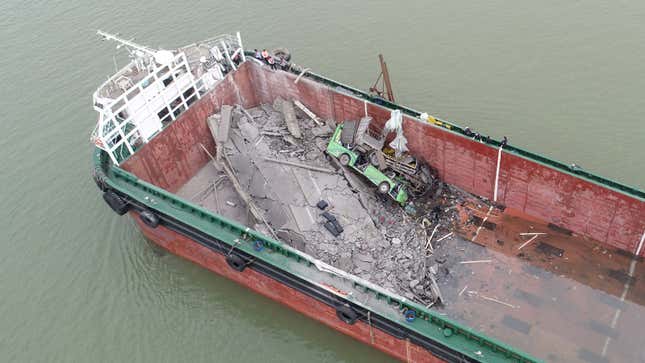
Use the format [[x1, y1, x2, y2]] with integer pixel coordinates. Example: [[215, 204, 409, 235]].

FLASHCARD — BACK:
[[221, 41, 236, 71]]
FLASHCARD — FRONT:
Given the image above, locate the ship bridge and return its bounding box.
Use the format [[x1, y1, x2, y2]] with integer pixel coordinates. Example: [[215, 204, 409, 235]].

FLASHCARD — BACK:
[[91, 31, 246, 165]]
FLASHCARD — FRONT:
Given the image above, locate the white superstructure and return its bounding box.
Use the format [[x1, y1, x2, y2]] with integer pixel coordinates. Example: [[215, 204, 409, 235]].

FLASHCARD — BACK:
[[91, 30, 246, 164]]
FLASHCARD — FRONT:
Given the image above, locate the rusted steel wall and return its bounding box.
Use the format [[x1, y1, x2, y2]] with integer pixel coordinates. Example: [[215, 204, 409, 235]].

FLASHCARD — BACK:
[[122, 61, 643, 255], [121, 64, 256, 193], [496, 153, 645, 253], [249, 64, 335, 119], [132, 212, 445, 363], [245, 63, 644, 255]]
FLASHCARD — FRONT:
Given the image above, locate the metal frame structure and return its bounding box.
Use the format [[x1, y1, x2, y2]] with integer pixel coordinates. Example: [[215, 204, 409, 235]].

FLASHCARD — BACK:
[[91, 31, 245, 165]]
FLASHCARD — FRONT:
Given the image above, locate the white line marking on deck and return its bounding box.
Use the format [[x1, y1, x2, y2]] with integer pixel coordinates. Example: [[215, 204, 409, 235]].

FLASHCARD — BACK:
[[472, 205, 494, 242], [601, 256, 639, 357], [364, 100, 368, 117]]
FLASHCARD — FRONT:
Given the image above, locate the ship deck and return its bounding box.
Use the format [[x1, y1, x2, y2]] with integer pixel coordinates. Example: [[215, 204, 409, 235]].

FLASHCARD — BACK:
[[436, 212, 645, 363], [170, 103, 645, 363]]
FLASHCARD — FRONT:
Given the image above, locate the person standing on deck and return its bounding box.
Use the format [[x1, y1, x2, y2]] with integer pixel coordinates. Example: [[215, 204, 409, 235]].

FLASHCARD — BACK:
[[279, 56, 288, 70], [232, 51, 241, 66], [254, 49, 262, 60], [261, 49, 270, 63], [267, 56, 277, 70]]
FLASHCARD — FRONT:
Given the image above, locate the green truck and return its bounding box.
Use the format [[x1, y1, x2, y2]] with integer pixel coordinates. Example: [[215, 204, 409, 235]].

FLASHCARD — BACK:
[[327, 123, 409, 205]]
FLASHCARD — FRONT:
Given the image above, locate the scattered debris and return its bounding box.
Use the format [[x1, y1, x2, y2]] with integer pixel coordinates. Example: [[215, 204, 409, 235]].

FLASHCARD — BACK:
[[481, 295, 517, 309], [458, 285, 468, 296], [262, 157, 336, 174], [436, 232, 453, 243], [196, 103, 499, 306], [276, 97, 302, 139], [459, 259, 493, 264], [316, 200, 329, 210], [517, 235, 540, 250], [225, 200, 236, 207], [293, 99, 323, 126]]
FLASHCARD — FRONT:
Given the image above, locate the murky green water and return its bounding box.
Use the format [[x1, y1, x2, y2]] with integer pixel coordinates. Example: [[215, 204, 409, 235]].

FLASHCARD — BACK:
[[1, 1, 643, 362]]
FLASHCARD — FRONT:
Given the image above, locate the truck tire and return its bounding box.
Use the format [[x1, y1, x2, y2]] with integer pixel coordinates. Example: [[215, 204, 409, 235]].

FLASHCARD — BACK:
[[378, 181, 390, 194], [369, 151, 380, 167], [339, 153, 351, 166], [272, 47, 291, 61]]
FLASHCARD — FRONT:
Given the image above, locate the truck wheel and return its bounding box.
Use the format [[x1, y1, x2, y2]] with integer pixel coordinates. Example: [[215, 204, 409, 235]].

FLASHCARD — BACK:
[[339, 153, 350, 166], [369, 152, 380, 167], [378, 181, 390, 194]]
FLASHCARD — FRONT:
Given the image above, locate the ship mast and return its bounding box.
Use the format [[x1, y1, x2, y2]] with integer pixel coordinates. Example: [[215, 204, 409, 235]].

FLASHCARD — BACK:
[[97, 30, 156, 55]]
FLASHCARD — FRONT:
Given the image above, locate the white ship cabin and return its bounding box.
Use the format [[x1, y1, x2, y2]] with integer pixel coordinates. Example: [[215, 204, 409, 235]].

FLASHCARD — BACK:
[[91, 31, 246, 165]]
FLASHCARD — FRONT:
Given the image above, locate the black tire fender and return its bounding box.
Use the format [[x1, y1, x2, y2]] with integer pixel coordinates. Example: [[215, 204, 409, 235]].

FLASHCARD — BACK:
[[139, 210, 160, 228], [226, 254, 247, 272], [272, 47, 291, 61], [102, 190, 129, 215], [336, 304, 359, 324]]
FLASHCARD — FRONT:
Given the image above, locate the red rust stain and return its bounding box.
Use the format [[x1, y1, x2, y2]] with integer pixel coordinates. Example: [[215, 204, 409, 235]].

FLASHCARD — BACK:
[[131, 212, 445, 363]]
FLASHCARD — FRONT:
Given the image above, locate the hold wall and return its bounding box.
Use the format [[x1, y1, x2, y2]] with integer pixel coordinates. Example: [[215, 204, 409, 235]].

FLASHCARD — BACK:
[[123, 61, 645, 255]]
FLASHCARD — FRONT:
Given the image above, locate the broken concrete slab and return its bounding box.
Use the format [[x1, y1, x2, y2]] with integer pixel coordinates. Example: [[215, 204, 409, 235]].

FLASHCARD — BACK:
[[218, 105, 233, 142], [280, 99, 302, 139], [238, 119, 260, 142], [289, 205, 317, 232], [311, 124, 333, 137]]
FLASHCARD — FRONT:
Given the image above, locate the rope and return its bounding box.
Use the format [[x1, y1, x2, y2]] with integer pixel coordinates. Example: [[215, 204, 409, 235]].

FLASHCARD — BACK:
[[367, 311, 375, 345]]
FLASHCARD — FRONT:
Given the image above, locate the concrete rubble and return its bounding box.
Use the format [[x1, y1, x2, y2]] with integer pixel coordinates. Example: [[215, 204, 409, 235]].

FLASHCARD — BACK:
[[194, 101, 492, 306]]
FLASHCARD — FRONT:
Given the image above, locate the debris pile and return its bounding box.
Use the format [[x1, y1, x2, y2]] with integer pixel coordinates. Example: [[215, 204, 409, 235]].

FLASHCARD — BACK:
[[199, 101, 491, 306]]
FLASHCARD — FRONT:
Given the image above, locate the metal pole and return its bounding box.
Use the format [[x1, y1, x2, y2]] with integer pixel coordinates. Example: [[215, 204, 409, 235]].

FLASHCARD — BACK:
[[379, 54, 395, 102], [493, 146, 503, 202]]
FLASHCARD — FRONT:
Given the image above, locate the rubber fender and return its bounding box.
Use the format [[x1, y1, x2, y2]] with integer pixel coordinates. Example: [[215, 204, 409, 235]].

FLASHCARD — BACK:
[[272, 47, 291, 61], [102, 190, 129, 215], [92, 169, 108, 192], [336, 304, 358, 325], [139, 210, 159, 228], [226, 254, 247, 272]]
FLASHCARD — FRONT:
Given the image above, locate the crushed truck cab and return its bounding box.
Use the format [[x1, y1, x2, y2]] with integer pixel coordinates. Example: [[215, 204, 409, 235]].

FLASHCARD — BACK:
[[327, 124, 409, 205]]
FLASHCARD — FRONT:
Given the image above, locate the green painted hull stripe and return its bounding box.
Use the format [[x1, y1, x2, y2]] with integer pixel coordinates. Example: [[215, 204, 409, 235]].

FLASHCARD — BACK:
[[93, 149, 540, 363]]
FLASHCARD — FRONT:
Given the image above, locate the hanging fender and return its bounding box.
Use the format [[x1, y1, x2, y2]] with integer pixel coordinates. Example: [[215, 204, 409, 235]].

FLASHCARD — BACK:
[[102, 190, 129, 215], [335, 304, 359, 325], [139, 210, 160, 228], [226, 254, 247, 272]]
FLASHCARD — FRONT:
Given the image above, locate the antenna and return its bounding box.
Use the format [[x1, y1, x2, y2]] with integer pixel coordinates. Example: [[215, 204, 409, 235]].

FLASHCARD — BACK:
[[96, 30, 156, 56]]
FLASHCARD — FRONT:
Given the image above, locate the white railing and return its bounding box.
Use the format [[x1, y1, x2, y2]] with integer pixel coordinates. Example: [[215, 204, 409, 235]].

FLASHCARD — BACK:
[[92, 32, 245, 165]]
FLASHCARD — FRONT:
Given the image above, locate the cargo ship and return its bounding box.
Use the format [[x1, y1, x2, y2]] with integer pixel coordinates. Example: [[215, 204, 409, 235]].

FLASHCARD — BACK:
[[91, 31, 645, 363]]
